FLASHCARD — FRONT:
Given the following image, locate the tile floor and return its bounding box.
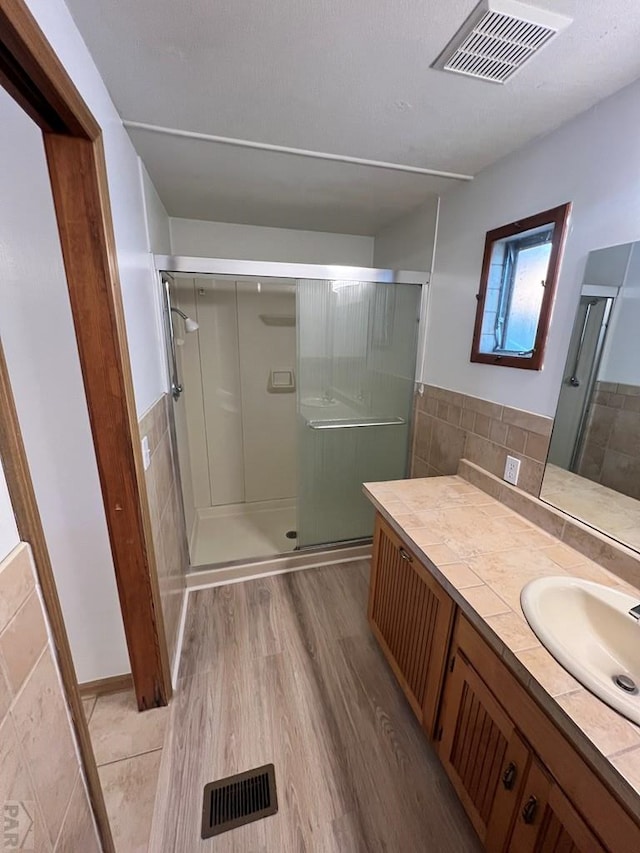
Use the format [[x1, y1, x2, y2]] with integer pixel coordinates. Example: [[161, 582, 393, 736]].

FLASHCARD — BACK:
[[84, 689, 169, 852]]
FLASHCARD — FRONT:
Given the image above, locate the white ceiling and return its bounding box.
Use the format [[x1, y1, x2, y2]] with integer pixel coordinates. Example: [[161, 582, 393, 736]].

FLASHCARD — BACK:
[[66, 0, 640, 235]]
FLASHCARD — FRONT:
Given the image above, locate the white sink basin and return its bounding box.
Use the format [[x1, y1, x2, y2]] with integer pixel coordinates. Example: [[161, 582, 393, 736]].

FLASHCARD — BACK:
[[521, 576, 640, 725]]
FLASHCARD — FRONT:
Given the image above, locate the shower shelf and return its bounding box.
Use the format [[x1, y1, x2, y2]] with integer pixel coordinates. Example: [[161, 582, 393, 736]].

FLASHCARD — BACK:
[[259, 314, 296, 326]]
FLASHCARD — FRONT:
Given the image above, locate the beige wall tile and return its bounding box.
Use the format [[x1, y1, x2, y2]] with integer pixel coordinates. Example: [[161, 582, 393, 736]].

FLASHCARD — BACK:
[[0, 545, 34, 634], [501, 406, 553, 436], [54, 774, 100, 853], [516, 458, 545, 496], [11, 649, 78, 847], [460, 408, 475, 432], [413, 411, 433, 469], [505, 425, 527, 454], [0, 714, 51, 852], [429, 420, 466, 475], [561, 521, 640, 589], [99, 749, 162, 853], [411, 456, 431, 479], [0, 591, 48, 695], [465, 434, 507, 480], [0, 660, 11, 722], [489, 419, 508, 445], [473, 412, 491, 438], [152, 432, 174, 516], [524, 431, 551, 463], [461, 394, 503, 420]]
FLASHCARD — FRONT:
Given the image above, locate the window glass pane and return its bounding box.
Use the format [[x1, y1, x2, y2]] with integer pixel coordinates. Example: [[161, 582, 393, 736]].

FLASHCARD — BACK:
[[504, 241, 552, 352], [478, 222, 554, 357]]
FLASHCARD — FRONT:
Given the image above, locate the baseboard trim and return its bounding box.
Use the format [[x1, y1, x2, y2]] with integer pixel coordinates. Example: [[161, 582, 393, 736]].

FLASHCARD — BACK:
[[79, 673, 133, 698], [172, 588, 189, 689], [186, 544, 372, 590]]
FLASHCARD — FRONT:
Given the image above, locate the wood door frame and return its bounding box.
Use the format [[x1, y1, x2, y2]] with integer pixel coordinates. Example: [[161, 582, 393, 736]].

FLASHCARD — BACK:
[[0, 0, 170, 707]]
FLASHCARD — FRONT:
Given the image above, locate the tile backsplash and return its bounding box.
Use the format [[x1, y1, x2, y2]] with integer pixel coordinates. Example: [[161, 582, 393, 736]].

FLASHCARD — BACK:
[[412, 384, 554, 496], [577, 381, 640, 500], [0, 543, 100, 851], [139, 394, 189, 673]]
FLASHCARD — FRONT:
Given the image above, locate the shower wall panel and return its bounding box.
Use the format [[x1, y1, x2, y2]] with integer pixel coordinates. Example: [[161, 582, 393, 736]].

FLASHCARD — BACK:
[[173, 278, 297, 517]]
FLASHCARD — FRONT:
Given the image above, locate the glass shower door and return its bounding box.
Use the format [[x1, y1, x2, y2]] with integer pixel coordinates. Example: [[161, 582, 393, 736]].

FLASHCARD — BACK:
[[296, 279, 421, 547]]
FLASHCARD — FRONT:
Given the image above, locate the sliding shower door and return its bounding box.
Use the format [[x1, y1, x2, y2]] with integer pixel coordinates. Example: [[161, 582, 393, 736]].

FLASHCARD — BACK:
[[296, 279, 421, 547]]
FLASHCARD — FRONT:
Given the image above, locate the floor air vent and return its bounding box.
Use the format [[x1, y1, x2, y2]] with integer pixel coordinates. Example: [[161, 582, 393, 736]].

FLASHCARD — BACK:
[[432, 0, 572, 84], [201, 764, 278, 839]]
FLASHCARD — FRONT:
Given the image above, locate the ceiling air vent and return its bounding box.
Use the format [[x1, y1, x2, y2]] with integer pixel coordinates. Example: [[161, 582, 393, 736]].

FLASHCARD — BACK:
[[432, 0, 572, 84]]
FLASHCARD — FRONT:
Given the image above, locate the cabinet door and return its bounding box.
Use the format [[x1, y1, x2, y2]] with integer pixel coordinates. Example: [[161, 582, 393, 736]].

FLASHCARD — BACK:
[[508, 759, 605, 853], [368, 514, 454, 734], [437, 648, 531, 849]]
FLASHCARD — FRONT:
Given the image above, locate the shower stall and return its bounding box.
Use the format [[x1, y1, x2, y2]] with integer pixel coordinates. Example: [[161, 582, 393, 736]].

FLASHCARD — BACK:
[[158, 257, 426, 569]]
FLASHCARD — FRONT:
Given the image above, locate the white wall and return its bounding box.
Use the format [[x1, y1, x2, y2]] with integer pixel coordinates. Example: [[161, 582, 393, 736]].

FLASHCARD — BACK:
[[0, 88, 129, 681], [170, 218, 374, 266], [26, 0, 166, 417], [425, 77, 640, 418], [140, 163, 172, 255], [0, 469, 19, 562], [373, 198, 438, 270], [0, 0, 172, 680]]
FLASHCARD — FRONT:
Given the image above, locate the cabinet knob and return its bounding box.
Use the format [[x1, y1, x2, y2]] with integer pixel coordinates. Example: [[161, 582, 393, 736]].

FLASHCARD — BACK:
[[501, 762, 517, 791], [522, 795, 538, 825], [398, 547, 413, 563]]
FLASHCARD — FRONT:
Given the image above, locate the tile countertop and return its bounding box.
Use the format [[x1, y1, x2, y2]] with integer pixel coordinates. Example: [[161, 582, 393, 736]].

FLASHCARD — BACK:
[[363, 475, 640, 808]]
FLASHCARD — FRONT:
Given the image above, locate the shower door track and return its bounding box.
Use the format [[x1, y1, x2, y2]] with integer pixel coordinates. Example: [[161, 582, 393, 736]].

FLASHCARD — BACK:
[[155, 255, 428, 286], [186, 540, 373, 589]]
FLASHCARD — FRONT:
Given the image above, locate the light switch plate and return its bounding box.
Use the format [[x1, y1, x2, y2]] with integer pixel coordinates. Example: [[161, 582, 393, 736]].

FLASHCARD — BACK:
[[141, 436, 151, 471], [504, 455, 521, 485]]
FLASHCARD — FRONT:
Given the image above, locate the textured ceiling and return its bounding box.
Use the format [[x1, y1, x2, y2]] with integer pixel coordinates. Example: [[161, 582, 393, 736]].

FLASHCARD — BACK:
[[66, 0, 640, 234]]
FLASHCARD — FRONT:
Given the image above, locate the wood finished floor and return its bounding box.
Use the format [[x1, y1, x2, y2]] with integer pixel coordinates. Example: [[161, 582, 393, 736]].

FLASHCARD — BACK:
[[149, 560, 481, 852]]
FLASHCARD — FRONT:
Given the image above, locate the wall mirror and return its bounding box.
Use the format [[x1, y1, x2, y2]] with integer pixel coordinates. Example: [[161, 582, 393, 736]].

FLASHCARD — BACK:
[[540, 241, 640, 553], [471, 203, 571, 370]]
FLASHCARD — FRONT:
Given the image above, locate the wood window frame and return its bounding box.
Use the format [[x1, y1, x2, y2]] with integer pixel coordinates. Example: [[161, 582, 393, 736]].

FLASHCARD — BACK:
[[0, 0, 173, 847], [470, 203, 571, 371]]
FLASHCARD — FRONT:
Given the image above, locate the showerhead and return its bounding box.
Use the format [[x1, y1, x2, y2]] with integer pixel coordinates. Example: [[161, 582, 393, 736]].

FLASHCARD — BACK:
[[171, 307, 199, 333]]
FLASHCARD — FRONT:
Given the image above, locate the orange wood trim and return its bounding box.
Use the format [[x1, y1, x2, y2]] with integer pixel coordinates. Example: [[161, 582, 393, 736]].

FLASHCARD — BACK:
[[470, 203, 572, 371], [0, 0, 99, 137], [79, 673, 134, 698], [0, 343, 115, 853], [43, 132, 171, 709]]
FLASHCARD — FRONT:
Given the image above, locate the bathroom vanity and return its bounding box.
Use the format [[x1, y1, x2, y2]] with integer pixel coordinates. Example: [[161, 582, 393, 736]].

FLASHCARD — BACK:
[[364, 476, 640, 852]]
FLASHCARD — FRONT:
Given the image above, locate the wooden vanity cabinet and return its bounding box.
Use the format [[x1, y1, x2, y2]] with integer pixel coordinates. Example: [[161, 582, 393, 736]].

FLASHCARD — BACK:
[[368, 512, 640, 853], [436, 648, 531, 848], [508, 760, 604, 853], [439, 613, 639, 853], [368, 515, 455, 735]]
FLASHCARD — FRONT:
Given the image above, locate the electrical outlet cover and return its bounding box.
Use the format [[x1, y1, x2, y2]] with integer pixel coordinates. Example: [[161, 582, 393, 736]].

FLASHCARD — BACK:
[[504, 455, 521, 485]]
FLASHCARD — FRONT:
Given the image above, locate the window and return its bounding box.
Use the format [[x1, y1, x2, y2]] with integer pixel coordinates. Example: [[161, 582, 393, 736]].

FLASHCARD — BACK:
[[471, 204, 571, 371]]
